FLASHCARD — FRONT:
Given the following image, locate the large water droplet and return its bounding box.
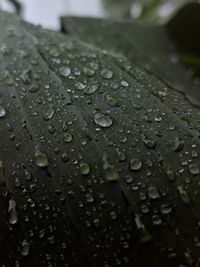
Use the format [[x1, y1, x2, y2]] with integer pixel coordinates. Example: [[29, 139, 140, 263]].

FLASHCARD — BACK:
[[94, 113, 113, 128]]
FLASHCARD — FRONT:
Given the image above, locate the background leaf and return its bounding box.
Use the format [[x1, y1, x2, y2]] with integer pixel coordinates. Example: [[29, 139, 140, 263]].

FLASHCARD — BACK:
[[61, 15, 200, 105]]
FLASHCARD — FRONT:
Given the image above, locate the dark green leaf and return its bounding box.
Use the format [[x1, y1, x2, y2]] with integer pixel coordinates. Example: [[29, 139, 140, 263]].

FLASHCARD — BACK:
[[0, 11, 200, 267]]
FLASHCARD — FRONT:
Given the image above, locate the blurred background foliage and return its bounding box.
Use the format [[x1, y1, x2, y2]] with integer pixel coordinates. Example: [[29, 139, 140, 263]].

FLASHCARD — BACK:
[[2, 0, 198, 23], [102, 0, 195, 22]]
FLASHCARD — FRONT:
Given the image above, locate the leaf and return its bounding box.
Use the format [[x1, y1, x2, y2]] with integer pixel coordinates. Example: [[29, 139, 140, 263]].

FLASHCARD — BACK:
[[166, 2, 200, 75], [61, 15, 200, 106], [1, 11, 200, 267]]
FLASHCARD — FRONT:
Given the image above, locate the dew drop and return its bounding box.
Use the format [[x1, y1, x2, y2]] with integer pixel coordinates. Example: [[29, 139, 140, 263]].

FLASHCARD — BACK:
[[189, 164, 200, 175], [101, 68, 113, 79], [63, 132, 73, 143], [80, 162, 90, 175], [94, 113, 113, 128], [130, 158, 142, 171], [59, 66, 71, 78], [106, 95, 119, 107], [3, 70, 14, 86], [8, 199, 18, 224], [0, 105, 6, 118], [35, 151, 49, 167], [21, 240, 30, 256], [104, 163, 119, 182]]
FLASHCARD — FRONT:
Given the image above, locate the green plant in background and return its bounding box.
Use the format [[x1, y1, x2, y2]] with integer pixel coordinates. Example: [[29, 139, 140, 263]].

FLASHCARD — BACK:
[[6, 0, 22, 15], [102, 0, 193, 21]]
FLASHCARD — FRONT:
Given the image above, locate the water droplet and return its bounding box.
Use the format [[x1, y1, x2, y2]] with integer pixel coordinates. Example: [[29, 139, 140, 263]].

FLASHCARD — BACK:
[[148, 186, 160, 199], [35, 151, 49, 167], [82, 127, 93, 140], [101, 68, 113, 79], [152, 214, 162, 226], [3, 70, 14, 85], [8, 199, 18, 224], [50, 48, 60, 58], [21, 70, 32, 85], [189, 164, 200, 175], [135, 214, 152, 242], [84, 83, 100, 95], [21, 240, 30, 256], [104, 163, 119, 182], [83, 67, 95, 77], [94, 113, 113, 128], [80, 162, 90, 175], [43, 108, 55, 121], [75, 82, 86, 91], [63, 41, 74, 51], [130, 158, 142, 171], [59, 66, 71, 77], [143, 137, 156, 149], [63, 132, 73, 143], [116, 148, 126, 162], [160, 204, 172, 215], [86, 193, 94, 203], [0, 105, 6, 118], [173, 137, 184, 152], [106, 95, 119, 107], [29, 84, 39, 93], [177, 185, 191, 204]]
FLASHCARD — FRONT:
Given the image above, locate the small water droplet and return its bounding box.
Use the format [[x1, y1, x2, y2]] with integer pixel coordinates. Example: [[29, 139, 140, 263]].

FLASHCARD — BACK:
[[84, 83, 100, 95], [130, 158, 142, 171], [43, 108, 55, 121], [21, 70, 32, 85], [173, 137, 184, 152], [83, 67, 95, 77], [0, 105, 6, 118], [148, 186, 160, 199], [106, 95, 119, 107], [104, 163, 119, 182], [177, 185, 191, 204], [35, 151, 49, 167], [3, 70, 14, 86], [59, 66, 71, 77], [101, 68, 113, 79], [80, 162, 90, 175], [21, 240, 30, 256], [189, 164, 199, 175], [63, 132, 73, 143], [8, 199, 18, 224]]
